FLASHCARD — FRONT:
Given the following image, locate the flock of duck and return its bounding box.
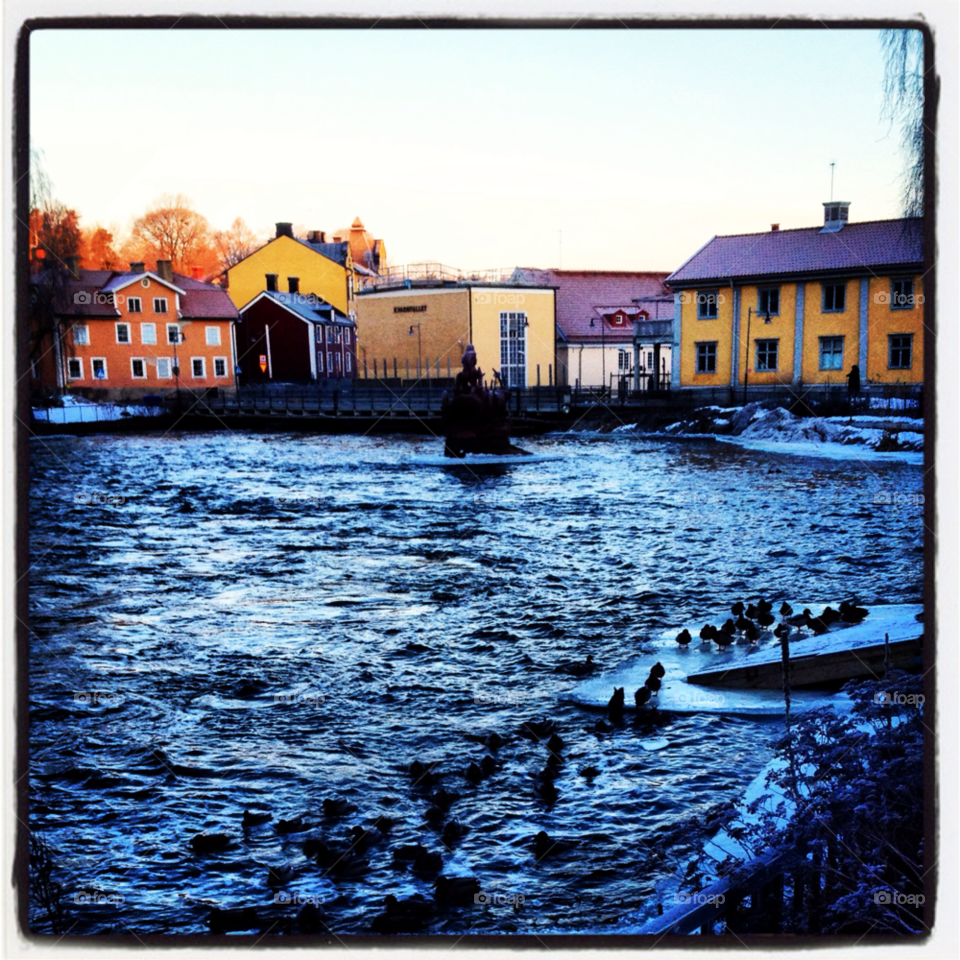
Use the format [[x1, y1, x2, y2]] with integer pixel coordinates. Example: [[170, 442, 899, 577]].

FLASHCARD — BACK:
[[196, 720, 582, 935]]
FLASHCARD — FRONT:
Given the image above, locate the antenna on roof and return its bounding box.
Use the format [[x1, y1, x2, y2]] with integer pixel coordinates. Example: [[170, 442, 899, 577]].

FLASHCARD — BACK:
[[829, 161, 836, 202], [556, 229, 562, 270]]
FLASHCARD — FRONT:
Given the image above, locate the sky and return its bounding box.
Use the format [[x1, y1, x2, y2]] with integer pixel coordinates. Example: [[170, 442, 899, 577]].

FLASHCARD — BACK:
[[30, 27, 912, 272]]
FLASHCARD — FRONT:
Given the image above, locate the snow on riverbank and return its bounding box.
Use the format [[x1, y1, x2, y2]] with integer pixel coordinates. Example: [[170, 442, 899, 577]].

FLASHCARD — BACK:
[[33, 395, 168, 423], [617, 403, 923, 462]]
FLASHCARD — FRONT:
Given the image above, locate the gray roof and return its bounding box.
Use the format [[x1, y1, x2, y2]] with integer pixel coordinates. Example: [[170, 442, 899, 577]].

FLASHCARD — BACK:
[[296, 238, 350, 266], [244, 290, 353, 326]]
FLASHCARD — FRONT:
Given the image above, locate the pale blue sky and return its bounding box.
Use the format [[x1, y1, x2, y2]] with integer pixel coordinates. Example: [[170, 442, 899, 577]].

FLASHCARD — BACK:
[[30, 27, 910, 271]]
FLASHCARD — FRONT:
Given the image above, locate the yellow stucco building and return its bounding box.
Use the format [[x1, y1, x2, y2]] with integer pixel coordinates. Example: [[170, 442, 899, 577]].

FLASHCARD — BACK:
[[225, 223, 357, 320], [666, 204, 924, 390], [356, 281, 556, 387]]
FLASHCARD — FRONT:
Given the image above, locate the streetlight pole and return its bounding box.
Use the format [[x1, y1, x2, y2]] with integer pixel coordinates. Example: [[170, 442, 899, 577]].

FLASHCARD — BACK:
[[409, 323, 421, 378], [172, 328, 182, 412]]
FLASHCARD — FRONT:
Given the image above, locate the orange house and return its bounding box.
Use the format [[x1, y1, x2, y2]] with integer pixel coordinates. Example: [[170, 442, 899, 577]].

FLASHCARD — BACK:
[[30, 258, 239, 399]]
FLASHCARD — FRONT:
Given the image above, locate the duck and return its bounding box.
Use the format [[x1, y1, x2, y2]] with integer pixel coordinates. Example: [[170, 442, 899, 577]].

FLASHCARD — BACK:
[[330, 855, 369, 880], [608, 687, 625, 721], [392, 842, 428, 862], [731, 601, 745, 617], [382, 893, 435, 920], [546, 732, 564, 753], [441, 820, 468, 846], [745, 622, 761, 643], [479, 755, 497, 777], [409, 759, 438, 786], [428, 788, 462, 811], [276, 816, 309, 834], [715, 632, 733, 651], [591, 719, 611, 734], [757, 598, 773, 614], [520, 718, 558, 742], [807, 614, 830, 635], [434, 875, 481, 905], [579, 765, 601, 778], [820, 606, 842, 626], [242, 810, 272, 828], [484, 732, 505, 751], [297, 901, 329, 934], [266, 863, 294, 887], [645, 675, 662, 697], [773, 622, 791, 641], [839, 600, 869, 623], [412, 849, 444, 875], [348, 825, 379, 853], [425, 805, 445, 824], [371, 815, 401, 833], [190, 833, 232, 854], [788, 609, 812, 628], [465, 762, 483, 784], [559, 655, 597, 677], [634, 686, 651, 709], [756, 610, 776, 628], [312, 840, 351, 869], [745, 603, 759, 620], [534, 778, 559, 803], [676, 629, 692, 647], [649, 662, 666, 680], [533, 830, 580, 861], [322, 798, 357, 818], [735, 614, 754, 634], [780, 601, 794, 618]]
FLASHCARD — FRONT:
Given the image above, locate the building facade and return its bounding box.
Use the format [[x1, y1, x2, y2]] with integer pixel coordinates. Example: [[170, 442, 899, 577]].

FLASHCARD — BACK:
[[665, 204, 924, 391], [225, 223, 357, 322], [29, 258, 239, 399], [236, 288, 356, 383], [510, 269, 673, 388], [356, 282, 556, 387]]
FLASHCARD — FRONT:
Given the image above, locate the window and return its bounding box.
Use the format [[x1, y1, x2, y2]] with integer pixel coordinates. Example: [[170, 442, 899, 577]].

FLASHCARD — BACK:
[[697, 290, 719, 319], [131, 358, 146, 379], [618, 349, 631, 372], [334, 327, 342, 344], [499, 311, 528, 388], [343, 329, 351, 346], [191, 357, 206, 378], [646, 351, 654, 370], [156, 358, 172, 379], [91, 358, 107, 379], [696, 341, 717, 374], [328, 351, 335, 374], [317, 350, 325, 373], [757, 287, 780, 317], [891, 278, 915, 310], [819, 336, 845, 371], [73, 324, 89, 345], [889, 334, 913, 370], [205, 326, 221, 346], [141, 322, 157, 345], [822, 283, 846, 313], [345, 352, 352, 373], [67, 358, 83, 379], [116, 322, 130, 344], [214, 357, 227, 378], [127, 297, 142, 314], [167, 324, 181, 344], [755, 338, 779, 371], [153, 297, 169, 314], [316, 326, 324, 345]]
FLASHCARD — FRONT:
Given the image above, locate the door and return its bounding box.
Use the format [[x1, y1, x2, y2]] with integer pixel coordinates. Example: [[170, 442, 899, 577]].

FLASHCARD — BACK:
[[499, 311, 527, 388]]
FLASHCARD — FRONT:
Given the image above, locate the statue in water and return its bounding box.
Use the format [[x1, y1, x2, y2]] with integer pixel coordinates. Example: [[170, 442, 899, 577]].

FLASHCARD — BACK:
[[441, 344, 515, 457]]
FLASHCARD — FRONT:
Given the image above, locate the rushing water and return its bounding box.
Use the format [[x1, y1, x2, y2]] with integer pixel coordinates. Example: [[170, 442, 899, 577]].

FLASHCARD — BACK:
[[27, 429, 924, 936]]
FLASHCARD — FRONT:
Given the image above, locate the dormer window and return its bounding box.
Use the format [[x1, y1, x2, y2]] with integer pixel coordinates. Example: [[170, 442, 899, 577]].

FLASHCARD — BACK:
[[821, 201, 851, 233]]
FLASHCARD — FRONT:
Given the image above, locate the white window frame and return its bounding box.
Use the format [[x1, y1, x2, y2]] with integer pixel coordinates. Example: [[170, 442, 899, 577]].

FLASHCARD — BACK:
[[343, 329, 351, 346], [755, 338, 779, 372], [317, 350, 325, 373], [67, 357, 83, 380], [73, 324, 89, 346], [213, 356, 228, 378], [127, 296, 142, 314], [156, 357, 172, 379], [617, 349, 631, 372], [345, 352, 352, 373], [115, 322, 131, 344], [819, 336, 845, 371], [327, 350, 335, 374], [167, 323, 181, 344], [91, 357, 108, 380], [141, 322, 157, 345], [499, 311, 528, 388], [130, 357, 147, 379], [205, 325, 221, 346], [153, 297, 169, 314], [191, 357, 206, 378]]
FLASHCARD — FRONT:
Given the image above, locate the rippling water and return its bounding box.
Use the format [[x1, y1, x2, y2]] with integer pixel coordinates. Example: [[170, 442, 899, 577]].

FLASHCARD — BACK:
[[28, 429, 924, 935]]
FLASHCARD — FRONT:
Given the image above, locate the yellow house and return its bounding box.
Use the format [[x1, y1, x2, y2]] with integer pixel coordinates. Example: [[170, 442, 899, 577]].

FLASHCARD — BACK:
[[666, 204, 924, 390], [356, 281, 556, 387], [225, 222, 356, 320]]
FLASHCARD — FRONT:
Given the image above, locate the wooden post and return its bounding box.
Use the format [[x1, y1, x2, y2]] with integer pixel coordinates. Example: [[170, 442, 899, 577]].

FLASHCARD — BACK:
[[536, 365, 541, 412], [393, 358, 398, 380], [447, 356, 451, 378], [549, 363, 553, 387], [406, 359, 410, 382], [373, 358, 378, 379], [436, 357, 440, 378], [363, 358, 368, 379]]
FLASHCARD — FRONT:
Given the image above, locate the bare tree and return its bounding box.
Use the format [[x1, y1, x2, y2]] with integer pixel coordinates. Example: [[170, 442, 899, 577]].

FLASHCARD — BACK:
[[881, 29, 925, 218], [212, 217, 261, 271], [130, 194, 213, 272]]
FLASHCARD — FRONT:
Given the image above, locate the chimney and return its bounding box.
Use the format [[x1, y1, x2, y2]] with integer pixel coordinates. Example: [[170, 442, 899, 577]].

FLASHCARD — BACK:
[[65, 255, 81, 279], [191, 266, 204, 280], [157, 259, 173, 282], [266, 273, 278, 292], [770, 223, 779, 232], [319, 231, 326, 243], [288, 276, 300, 294], [275, 222, 294, 239], [820, 201, 851, 234], [130, 261, 145, 274]]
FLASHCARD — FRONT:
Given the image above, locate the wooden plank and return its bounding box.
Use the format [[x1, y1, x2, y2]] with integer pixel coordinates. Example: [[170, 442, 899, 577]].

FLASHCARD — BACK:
[[688, 638, 922, 690]]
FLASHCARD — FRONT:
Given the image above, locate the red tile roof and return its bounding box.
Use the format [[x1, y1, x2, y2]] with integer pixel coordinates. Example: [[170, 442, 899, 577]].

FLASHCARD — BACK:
[[666, 218, 923, 286], [512, 269, 673, 343]]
